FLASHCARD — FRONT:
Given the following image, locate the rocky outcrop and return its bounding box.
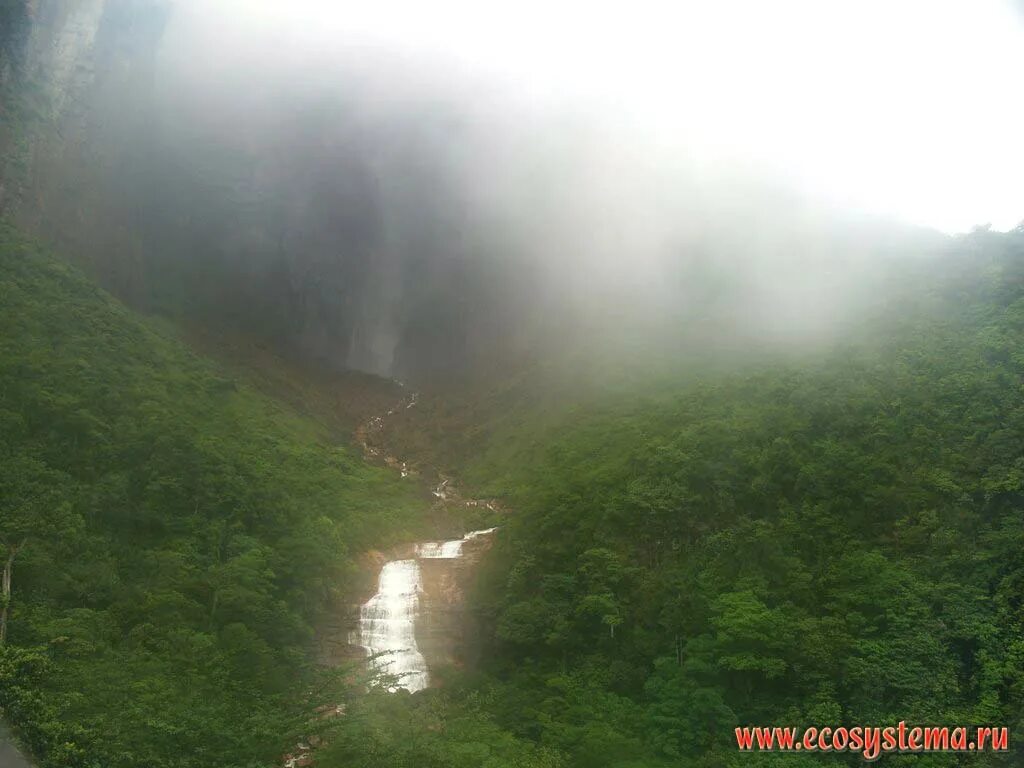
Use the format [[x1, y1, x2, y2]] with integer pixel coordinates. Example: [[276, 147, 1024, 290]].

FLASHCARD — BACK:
[[319, 391, 502, 677], [0, 1, 545, 385], [339, 528, 496, 691], [415, 530, 494, 677]]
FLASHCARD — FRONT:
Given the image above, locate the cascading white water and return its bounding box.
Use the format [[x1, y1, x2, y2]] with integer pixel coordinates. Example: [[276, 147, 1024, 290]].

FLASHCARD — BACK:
[[351, 559, 429, 692], [351, 528, 497, 692], [416, 539, 464, 558], [417, 527, 498, 559]]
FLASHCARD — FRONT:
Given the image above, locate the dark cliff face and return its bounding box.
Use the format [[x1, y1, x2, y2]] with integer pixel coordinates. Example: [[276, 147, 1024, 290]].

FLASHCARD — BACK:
[[0, 0, 536, 381], [0, 1, 948, 385]]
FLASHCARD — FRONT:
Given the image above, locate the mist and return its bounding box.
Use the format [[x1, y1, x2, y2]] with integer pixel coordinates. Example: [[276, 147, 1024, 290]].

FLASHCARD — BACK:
[[2, 0, 1021, 380]]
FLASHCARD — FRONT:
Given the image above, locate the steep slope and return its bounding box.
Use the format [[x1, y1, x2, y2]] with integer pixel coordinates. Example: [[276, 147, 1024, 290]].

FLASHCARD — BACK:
[[350, 227, 1024, 767], [0, 223, 424, 767], [0, 1, 947, 387]]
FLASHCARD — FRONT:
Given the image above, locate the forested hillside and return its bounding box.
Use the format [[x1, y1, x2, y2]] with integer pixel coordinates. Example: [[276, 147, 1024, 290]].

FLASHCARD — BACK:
[[0, 223, 426, 767], [3, 217, 1021, 768], [440, 227, 1024, 766], [3, 3, 1024, 766]]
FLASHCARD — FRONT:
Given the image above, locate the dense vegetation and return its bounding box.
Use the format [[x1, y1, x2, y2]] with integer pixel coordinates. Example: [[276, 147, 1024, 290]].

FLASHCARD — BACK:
[[437, 227, 1024, 766], [4, 214, 1024, 768], [0, 223, 429, 767], [4, 6, 1023, 767]]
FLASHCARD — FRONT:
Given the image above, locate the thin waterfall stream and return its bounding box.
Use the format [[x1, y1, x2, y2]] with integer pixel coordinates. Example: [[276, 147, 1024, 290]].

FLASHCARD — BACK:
[[347, 389, 499, 693]]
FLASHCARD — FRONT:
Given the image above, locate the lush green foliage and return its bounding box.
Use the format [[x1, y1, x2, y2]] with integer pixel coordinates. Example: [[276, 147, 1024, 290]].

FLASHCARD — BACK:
[[315, 687, 565, 768], [0, 224, 425, 767], [453, 228, 1024, 766], [4, 218, 1024, 768]]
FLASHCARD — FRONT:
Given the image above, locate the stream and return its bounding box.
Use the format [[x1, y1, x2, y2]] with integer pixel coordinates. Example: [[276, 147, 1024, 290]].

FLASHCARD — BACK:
[[341, 388, 500, 695]]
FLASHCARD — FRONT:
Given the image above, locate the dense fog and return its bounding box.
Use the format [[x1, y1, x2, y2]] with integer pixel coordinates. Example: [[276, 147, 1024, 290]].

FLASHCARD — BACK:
[[2, 0, 1020, 380]]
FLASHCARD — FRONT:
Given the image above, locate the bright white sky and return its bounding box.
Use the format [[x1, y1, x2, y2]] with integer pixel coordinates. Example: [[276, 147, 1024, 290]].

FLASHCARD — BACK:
[[208, 0, 1024, 233]]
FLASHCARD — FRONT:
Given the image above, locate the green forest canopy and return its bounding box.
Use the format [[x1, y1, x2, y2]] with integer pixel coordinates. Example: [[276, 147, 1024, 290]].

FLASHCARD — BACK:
[[2, 222, 1024, 768], [0, 223, 427, 767], [453, 226, 1024, 766]]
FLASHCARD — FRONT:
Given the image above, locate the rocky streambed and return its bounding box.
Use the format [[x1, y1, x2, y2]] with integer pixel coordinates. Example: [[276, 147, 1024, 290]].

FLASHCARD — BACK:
[[346, 527, 497, 691], [318, 388, 501, 689]]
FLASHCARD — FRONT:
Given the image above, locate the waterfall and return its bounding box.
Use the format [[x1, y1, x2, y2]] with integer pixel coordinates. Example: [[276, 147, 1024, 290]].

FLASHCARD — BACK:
[[416, 539, 463, 558], [417, 527, 497, 559], [350, 559, 429, 692], [350, 528, 497, 692]]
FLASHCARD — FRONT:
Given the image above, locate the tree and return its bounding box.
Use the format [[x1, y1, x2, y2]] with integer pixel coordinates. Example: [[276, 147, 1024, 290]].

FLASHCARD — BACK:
[[0, 453, 76, 644]]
